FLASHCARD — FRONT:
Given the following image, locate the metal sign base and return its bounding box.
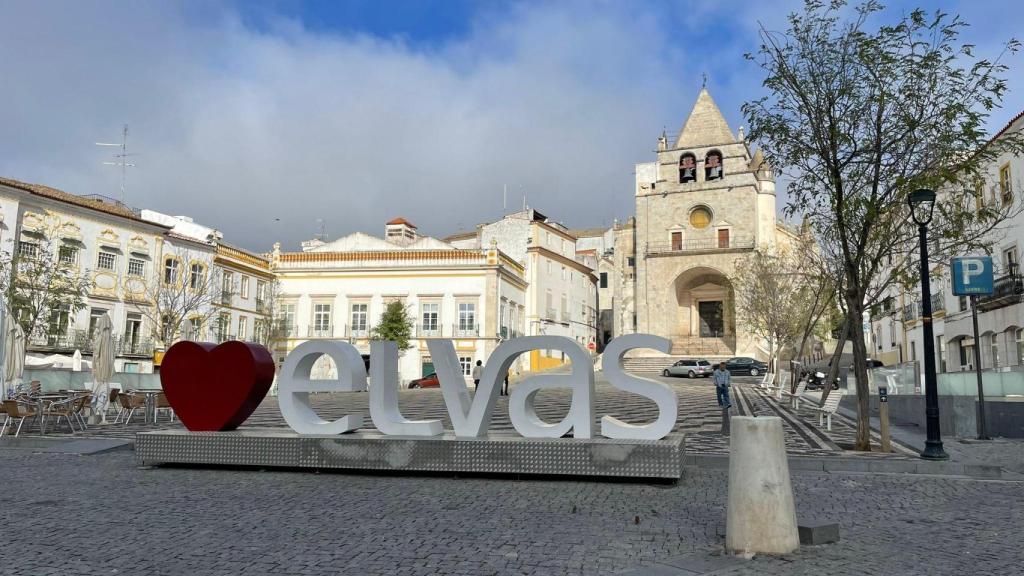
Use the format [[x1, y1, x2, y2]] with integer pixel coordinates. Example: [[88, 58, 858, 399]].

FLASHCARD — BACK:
[[136, 429, 687, 480]]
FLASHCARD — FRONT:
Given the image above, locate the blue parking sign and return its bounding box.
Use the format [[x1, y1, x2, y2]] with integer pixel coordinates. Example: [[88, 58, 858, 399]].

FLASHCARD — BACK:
[[951, 256, 994, 296]]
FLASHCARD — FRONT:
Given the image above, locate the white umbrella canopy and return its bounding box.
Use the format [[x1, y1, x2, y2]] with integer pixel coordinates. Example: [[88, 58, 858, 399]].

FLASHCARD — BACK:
[[91, 314, 115, 422], [3, 318, 26, 399]]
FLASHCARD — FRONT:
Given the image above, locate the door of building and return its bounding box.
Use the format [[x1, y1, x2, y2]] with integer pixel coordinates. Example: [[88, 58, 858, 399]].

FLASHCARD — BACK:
[[422, 361, 435, 377], [698, 301, 724, 337], [671, 231, 682, 251], [717, 229, 730, 248]]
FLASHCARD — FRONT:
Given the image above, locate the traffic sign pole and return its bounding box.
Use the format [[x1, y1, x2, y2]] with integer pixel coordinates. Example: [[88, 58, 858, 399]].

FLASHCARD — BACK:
[[970, 295, 990, 440]]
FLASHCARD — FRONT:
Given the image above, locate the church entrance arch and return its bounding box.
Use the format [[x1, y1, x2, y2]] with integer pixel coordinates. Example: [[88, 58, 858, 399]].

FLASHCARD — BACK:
[[671, 267, 735, 346]]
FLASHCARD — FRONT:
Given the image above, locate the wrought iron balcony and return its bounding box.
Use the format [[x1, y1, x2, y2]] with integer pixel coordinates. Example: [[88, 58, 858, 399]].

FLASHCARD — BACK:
[[417, 324, 441, 338], [453, 324, 479, 338], [307, 326, 335, 338], [977, 274, 1024, 312], [930, 293, 945, 313]]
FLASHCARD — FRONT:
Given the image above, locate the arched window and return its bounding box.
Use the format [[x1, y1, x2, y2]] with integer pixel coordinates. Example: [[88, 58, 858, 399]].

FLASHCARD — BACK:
[[705, 150, 723, 181], [679, 153, 697, 183]]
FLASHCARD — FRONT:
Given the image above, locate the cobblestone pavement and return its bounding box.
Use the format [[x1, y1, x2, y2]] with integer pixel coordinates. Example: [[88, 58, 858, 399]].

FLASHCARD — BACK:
[[24, 376, 918, 458], [1, 448, 1021, 576]]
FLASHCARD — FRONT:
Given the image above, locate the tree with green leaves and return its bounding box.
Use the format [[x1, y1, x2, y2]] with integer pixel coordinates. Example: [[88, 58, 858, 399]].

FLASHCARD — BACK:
[[733, 234, 835, 386], [370, 300, 414, 351], [3, 222, 93, 343], [744, 0, 1023, 449]]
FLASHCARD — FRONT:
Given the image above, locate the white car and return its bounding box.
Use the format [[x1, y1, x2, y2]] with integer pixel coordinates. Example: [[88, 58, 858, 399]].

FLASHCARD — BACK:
[[662, 359, 713, 378]]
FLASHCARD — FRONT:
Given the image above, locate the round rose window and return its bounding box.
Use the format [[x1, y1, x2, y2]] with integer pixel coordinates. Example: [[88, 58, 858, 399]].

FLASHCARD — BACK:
[[689, 207, 712, 229]]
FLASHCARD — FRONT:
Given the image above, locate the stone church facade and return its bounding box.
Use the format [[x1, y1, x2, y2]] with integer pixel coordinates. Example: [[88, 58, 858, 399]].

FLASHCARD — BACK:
[[629, 88, 795, 358]]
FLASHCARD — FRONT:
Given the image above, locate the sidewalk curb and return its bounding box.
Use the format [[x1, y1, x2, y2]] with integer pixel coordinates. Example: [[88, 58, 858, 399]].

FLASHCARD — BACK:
[[683, 453, 1004, 479]]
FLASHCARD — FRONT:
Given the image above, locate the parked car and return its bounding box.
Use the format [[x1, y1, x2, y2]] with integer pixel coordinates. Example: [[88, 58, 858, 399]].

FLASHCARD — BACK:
[[408, 373, 440, 389], [662, 359, 713, 378], [723, 357, 768, 376]]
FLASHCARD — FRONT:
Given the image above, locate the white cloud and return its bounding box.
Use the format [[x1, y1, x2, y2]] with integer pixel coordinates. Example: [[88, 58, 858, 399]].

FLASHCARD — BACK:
[[1, 1, 1020, 250]]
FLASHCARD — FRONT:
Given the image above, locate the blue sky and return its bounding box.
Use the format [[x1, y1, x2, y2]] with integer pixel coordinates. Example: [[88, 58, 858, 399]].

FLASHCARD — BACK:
[[1, 0, 1021, 251]]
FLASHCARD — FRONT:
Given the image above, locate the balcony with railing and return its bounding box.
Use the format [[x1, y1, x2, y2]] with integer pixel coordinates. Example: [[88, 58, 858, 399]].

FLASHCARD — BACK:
[[931, 293, 945, 314], [348, 326, 370, 339], [307, 325, 335, 338], [545, 308, 557, 322], [417, 324, 442, 338], [978, 274, 1024, 312], [453, 324, 479, 338], [646, 234, 755, 257]]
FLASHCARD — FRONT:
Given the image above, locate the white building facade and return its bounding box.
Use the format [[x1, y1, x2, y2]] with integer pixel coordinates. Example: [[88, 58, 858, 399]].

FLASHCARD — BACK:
[[1, 177, 172, 373], [870, 110, 1024, 374], [271, 219, 528, 384]]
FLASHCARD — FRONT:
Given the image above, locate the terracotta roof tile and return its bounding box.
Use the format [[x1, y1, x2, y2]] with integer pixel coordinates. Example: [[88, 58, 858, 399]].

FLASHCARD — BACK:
[[0, 176, 165, 226], [386, 217, 417, 228]]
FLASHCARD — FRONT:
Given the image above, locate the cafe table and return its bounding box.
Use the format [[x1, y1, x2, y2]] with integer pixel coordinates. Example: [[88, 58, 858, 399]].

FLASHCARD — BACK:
[[132, 389, 164, 424]]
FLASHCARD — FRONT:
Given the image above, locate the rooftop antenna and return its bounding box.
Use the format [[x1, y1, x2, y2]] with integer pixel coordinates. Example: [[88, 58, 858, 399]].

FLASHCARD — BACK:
[[96, 123, 136, 205], [315, 218, 327, 242]]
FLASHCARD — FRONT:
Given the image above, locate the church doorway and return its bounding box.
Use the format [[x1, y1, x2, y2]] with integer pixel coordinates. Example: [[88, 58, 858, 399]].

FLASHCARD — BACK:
[[698, 301, 724, 337]]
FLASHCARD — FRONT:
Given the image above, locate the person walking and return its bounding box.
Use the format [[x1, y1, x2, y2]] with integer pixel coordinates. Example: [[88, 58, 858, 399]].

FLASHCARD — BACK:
[[713, 361, 732, 409], [501, 371, 510, 396], [472, 360, 483, 389]]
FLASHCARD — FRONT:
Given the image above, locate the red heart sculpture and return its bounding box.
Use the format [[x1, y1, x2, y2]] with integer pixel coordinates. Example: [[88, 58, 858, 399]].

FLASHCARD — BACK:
[[160, 341, 275, 432]]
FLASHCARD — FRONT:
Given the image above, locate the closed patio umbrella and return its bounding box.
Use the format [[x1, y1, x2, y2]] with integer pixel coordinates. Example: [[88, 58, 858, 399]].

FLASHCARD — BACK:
[[0, 303, 6, 400], [91, 314, 115, 423], [72, 349, 83, 372], [3, 318, 26, 399]]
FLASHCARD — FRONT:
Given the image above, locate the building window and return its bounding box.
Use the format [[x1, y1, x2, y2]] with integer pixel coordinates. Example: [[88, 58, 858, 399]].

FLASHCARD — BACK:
[[958, 295, 968, 312], [990, 333, 1001, 369], [350, 303, 368, 336], [458, 302, 476, 333], [546, 260, 552, 275], [222, 272, 234, 303], [187, 318, 202, 341], [1017, 329, 1024, 366], [937, 335, 947, 373], [704, 150, 723, 180], [216, 312, 230, 341], [1000, 164, 1012, 204], [627, 256, 635, 268], [124, 313, 143, 352], [459, 356, 473, 376], [256, 280, 267, 309], [163, 257, 179, 283], [240, 276, 250, 299], [127, 258, 145, 277], [280, 303, 296, 336], [189, 263, 205, 290], [560, 295, 568, 322], [313, 303, 332, 336], [561, 266, 567, 281], [97, 251, 117, 272], [58, 244, 78, 266], [16, 241, 38, 259], [238, 316, 248, 340], [679, 153, 697, 183], [421, 302, 439, 336], [88, 308, 107, 337], [599, 272, 608, 288], [689, 206, 712, 229], [1004, 246, 1020, 276]]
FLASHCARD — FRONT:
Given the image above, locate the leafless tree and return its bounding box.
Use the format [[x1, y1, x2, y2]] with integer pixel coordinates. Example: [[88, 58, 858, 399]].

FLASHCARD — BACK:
[[130, 248, 227, 346]]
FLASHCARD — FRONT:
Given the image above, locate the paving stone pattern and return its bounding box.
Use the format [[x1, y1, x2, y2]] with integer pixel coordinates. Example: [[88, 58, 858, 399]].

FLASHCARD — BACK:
[[26, 376, 918, 459], [1, 449, 1021, 575]]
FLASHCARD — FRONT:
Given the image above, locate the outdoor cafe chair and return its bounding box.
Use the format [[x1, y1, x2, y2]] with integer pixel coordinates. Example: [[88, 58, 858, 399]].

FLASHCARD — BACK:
[[153, 392, 175, 423], [42, 397, 78, 434], [71, 393, 92, 430], [117, 392, 147, 426], [1, 399, 39, 437]]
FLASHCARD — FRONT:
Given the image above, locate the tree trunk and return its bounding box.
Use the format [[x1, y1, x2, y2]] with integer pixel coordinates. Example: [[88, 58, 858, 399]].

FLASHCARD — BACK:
[[819, 319, 849, 405], [845, 296, 872, 451]]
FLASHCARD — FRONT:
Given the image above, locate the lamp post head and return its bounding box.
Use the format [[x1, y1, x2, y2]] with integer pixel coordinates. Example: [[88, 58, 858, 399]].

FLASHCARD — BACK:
[[908, 188, 936, 226]]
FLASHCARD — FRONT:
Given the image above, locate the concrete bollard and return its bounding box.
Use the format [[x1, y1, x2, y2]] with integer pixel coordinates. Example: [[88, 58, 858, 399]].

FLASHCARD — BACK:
[[726, 416, 799, 556]]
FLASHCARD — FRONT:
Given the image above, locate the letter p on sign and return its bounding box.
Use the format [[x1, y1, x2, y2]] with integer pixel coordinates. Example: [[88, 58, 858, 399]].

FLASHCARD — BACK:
[[951, 256, 994, 296]]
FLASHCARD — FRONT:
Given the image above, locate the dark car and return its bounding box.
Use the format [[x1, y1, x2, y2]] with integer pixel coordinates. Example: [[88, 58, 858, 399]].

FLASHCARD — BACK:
[[408, 373, 440, 389], [723, 357, 767, 376]]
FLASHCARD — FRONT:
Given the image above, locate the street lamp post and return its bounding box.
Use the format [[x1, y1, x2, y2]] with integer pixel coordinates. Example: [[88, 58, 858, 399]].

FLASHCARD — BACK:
[[908, 189, 948, 460]]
